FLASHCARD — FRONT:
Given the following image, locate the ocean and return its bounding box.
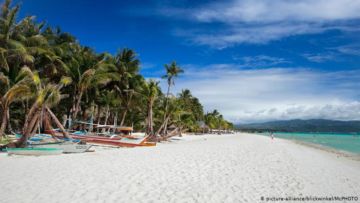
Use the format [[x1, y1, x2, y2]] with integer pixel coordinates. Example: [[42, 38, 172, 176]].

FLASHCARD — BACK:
[[264, 132, 360, 154]]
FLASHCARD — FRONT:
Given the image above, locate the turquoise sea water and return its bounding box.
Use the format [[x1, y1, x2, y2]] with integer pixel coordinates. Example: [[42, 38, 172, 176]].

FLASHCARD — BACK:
[[263, 132, 360, 154]]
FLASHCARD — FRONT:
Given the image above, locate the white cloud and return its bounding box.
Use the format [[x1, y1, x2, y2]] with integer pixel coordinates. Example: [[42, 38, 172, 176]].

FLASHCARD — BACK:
[[303, 53, 336, 63], [194, 0, 360, 23], [234, 55, 290, 67], [165, 0, 360, 48], [163, 65, 360, 123], [335, 45, 360, 56], [179, 23, 327, 48]]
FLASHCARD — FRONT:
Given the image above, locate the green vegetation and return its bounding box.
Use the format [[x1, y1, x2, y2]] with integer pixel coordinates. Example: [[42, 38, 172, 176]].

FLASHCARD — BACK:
[[0, 0, 233, 143]]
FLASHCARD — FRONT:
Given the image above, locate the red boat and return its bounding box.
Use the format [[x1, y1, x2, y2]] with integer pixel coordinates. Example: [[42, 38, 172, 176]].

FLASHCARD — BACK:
[[71, 134, 154, 147], [47, 130, 156, 147]]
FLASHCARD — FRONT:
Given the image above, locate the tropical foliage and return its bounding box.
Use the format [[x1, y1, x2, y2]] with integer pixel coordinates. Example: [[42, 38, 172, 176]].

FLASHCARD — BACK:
[[0, 0, 233, 143]]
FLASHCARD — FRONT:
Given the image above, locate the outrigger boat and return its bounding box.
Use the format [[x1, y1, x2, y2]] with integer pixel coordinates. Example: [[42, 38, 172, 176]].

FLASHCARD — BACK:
[[60, 132, 155, 147], [72, 134, 155, 147], [48, 125, 156, 147], [29, 141, 93, 153], [7, 147, 63, 156], [51, 119, 157, 147], [15, 133, 94, 153]]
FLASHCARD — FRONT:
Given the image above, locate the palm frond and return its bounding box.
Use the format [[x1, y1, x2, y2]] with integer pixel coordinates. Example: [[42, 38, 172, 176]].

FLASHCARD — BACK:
[[60, 76, 72, 86], [79, 68, 95, 90], [7, 39, 25, 51], [16, 66, 34, 83], [0, 72, 9, 86], [26, 34, 48, 46], [0, 51, 9, 72], [3, 84, 32, 107]]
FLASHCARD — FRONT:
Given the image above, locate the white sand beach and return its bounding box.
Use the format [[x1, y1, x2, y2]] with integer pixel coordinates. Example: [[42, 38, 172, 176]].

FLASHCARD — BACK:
[[1, 133, 360, 203]]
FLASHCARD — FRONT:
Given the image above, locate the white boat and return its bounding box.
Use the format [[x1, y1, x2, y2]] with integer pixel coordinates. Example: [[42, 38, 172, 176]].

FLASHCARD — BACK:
[[30, 142, 93, 153], [7, 148, 63, 156]]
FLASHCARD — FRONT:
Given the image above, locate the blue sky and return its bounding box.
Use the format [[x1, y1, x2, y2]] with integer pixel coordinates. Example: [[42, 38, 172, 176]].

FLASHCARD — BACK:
[[14, 0, 360, 123]]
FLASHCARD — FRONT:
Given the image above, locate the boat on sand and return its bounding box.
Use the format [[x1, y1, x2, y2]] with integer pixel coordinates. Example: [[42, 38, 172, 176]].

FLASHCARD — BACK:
[[48, 128, 156, 147], [7, 148, 63, 156], [69, 134, 155, 147], [29, 142, 93, 153]]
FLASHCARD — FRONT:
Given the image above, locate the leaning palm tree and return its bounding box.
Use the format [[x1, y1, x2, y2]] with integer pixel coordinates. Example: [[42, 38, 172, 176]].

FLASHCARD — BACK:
[[161, 61, 184, 135], [0, 0, 35, 136], [141, 79, 160, 136], [155, 97, 185, 139], [0, 66, 34, 136], [0, 0, 62, 136], [15, 70, 72, 147]]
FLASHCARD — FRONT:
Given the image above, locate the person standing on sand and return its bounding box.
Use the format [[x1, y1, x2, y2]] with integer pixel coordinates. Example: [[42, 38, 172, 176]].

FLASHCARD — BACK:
[[270, 132, 274, 140]]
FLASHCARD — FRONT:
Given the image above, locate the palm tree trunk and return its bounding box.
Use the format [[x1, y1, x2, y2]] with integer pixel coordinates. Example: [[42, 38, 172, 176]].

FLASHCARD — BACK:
[[146, 100, 154, 135], [62, 114, 67, 128], [46, 107, 71, 139], [120, 109, 127, 126], [44, 112, 53, 134], [17, 107, 41, 147], [26, 113, 40, 136], [162, 83, 171, 135], [149, 101, 154, 135], [162, 118, 169, 136], [6, 108, 12, 133], [30, 116, 41, 136], [0, 106, 8, 137], [163, 127, 180, 140], [102, 105, 110, 133], [24, 102, 39, 130], [156, 115, 170, 137], [95, 105, 101, 124], [179, 126, 183, 137], [72, 90, 83, 122], [120, 91, 134, 126], [96, 107, 101, 133], [104, 105, 110, 125], [68, 92, 77, 128]]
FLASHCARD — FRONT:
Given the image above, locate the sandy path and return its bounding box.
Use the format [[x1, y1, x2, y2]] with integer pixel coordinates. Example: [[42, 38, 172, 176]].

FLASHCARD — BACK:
[[0, 133, 359, 203]]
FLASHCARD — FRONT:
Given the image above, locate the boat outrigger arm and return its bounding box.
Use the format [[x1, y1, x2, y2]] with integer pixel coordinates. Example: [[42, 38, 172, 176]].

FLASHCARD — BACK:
[[71, 120, 133, 134]]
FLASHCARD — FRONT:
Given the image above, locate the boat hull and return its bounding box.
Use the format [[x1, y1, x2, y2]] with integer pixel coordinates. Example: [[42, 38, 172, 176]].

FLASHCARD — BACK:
[[69, 135, 154, 147], [7, 148, 63, 156], [50, 130, 155, 148], [80, 138, 145, 147], [30, 143, 93, 153]]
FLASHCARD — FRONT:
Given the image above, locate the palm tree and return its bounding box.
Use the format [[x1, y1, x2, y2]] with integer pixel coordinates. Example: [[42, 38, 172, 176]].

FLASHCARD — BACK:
[[0, 1, 42, 136], [205, 110, 221, 131], [16, 69, 72, 147], [161, 61, 184, 135], [0, 0, 68, 136], [141, 79, 160, 136], [155, 97, 187, 139], [65, 50, 115, 123], [111, 48, 141, 126], [0, 0, 235, 141], [96, 90, 120, 132], [0, 66, 34, 136], [179, 89, 192, 101]]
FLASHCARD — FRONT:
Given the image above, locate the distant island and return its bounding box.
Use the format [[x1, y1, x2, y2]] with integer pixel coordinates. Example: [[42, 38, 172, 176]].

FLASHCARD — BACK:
[[236, 119, 360, 133]]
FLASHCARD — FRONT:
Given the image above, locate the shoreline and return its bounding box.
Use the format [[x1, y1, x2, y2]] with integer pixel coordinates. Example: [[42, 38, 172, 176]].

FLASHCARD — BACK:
[[1, 133, 359, 202], [255, 133, 360, 161], [291, 139, 360, 161]]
